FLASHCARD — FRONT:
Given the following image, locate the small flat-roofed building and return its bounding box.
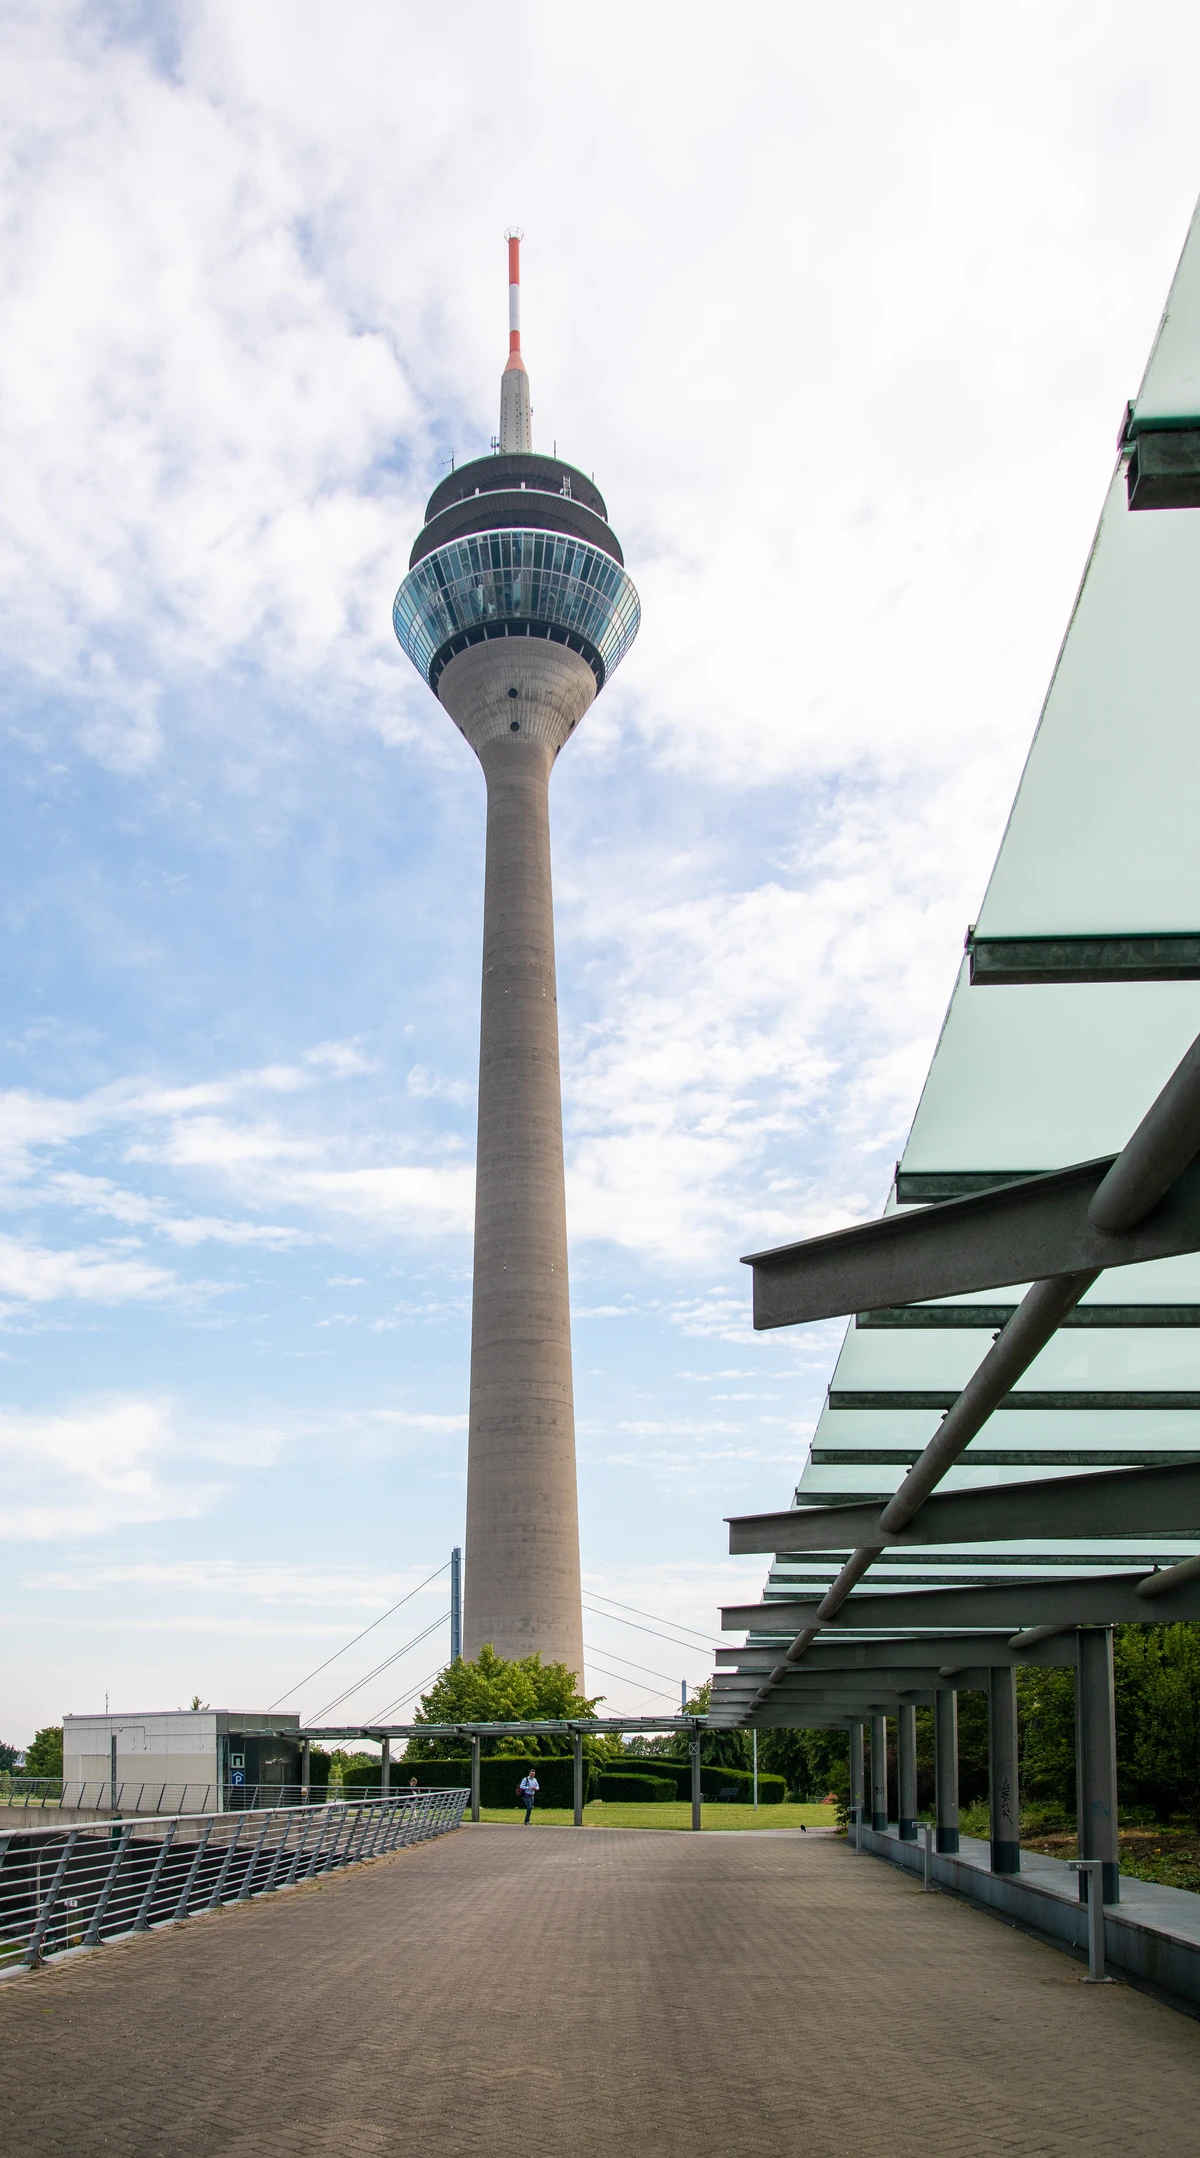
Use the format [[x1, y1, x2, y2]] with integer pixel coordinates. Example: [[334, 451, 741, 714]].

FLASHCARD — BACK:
[[63, 1710, 302, 1814]]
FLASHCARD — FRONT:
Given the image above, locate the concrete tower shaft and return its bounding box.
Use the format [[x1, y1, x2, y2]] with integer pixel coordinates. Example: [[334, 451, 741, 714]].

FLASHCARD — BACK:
[[439, 642, 597, 1669], [392, 239, 639, 1679]]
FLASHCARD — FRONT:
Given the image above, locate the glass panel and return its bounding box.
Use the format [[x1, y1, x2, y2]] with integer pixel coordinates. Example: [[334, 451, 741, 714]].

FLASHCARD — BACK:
[[1134, 194, 1200, 424], [975, 470, 1200, 935], [393, 530, 641, 685], [901, 963, 1200, 1170]]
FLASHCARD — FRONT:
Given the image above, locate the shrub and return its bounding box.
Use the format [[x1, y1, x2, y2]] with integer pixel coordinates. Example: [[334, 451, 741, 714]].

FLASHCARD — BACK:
[[594, 1772, 675, 1803]]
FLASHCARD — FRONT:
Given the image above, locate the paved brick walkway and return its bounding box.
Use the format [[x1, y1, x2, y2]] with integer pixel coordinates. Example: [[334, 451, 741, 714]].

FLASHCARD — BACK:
[[1, 1824, 1197, 2155]]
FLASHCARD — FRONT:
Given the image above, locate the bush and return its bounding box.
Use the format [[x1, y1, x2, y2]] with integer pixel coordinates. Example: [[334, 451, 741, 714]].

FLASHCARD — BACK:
[[594, 1772, 675, 1803]]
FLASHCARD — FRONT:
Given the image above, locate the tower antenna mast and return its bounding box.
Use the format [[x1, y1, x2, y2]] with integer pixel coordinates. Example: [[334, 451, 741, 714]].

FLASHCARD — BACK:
[[499, 228, 532, 454]]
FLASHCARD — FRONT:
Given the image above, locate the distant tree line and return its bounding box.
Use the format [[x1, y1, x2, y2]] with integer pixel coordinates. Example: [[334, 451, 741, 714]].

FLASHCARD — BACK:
[[664, 1624, 1200, 1825]]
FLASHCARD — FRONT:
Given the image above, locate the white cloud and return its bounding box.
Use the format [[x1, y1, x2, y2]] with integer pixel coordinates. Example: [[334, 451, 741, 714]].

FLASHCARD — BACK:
[[29, 1556, 450, 1607], [406, 1065, 473, 1105], [0, 1395, 220, 1538], [0, 1232, 180, 1312]]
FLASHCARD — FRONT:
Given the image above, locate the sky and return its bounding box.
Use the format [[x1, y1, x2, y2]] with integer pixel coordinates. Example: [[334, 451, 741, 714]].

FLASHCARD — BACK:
[[2, 0, 1199, 1743]]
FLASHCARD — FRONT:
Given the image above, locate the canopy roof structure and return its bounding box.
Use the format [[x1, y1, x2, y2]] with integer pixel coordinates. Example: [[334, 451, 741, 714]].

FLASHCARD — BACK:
[[712, 194, 1200, 1736]]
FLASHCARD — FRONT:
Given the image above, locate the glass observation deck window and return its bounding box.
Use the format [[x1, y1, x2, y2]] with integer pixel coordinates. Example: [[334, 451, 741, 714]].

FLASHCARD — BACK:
[[393, 528, 640, 690]]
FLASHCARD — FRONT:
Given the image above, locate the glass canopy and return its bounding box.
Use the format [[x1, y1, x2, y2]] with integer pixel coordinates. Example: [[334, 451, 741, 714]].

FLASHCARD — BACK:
[[393, 528, 641, 689], [726, 189, 1200, 1684]]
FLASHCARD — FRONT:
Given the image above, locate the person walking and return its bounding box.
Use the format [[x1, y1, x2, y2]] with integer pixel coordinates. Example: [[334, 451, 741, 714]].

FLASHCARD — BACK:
[[518, 1769, 539, 1824]]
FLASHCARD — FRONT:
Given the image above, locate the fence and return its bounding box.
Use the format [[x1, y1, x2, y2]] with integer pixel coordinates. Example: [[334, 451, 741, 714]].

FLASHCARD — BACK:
[[0, 1788, 468, 1972], [0, 1779, 404, 1816]]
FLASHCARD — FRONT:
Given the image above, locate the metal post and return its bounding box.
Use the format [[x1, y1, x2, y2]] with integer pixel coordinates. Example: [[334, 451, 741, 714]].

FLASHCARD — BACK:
[[988, 1667, 1020, 1874], [752, 1729, 758, 1809], [1076, 1627, 1120, 1905], [282, 1807, 320, 1887], [206, 1816, 247, 1908], [110, 1732, 117, 1817], [870, 1714, 888, 1831], [133, 1820, 178, 1930], [450, 1546, 462, 1663], [381, 1737, 391, 1797], [301, 1739, 310, 1803], [923, 1820, 935, 1890], [897, 1703, 918, 1841], [23, 1831, 78, 1967], [573, 1731, 583, 1826], [848, 1720, 864, 1835], [934, 1687, 960, 1854], [1069, 1860, 1113, 1981], [236, 1810, 275, 1901], [84, 1822, 135, 1945], [319, 1802, 356, 1875], [470, 1735, 481, 1823], [690, 1732, 702, 1831]]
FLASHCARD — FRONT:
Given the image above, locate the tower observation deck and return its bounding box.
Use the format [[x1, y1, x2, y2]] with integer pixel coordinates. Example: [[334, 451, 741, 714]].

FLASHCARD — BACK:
[[393, 236, 640, 1676]]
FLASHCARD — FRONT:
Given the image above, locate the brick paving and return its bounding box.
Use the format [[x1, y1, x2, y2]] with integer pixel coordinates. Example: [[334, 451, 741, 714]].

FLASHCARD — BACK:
[[1, 1822, 1197, 2155]]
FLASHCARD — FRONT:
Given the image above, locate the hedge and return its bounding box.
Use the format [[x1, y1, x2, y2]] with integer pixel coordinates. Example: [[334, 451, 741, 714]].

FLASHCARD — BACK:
[[594, 1772, 676, 1803], [341, 1755, 788, 1807], [393, 1755, 580, 1809], [620, 1760, 787, 1805]]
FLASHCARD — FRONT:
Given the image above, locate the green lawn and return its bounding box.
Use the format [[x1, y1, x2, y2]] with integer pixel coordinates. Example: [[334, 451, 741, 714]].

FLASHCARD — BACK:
[[475, 1800, 837, 1831]]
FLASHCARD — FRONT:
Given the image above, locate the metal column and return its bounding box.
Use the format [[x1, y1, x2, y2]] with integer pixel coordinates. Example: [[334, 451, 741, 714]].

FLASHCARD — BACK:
[[988, 1667, 1020, 1874], [1076, 1626, 1120, 1905], [690, 1733, 702, 1831], [470, 1735, 481, 1823], [381, 1738, 391, 1796], [934, 1688, 960, 1854], [573, 1731, 583, 1826], [301, 1739, 310, 1804], [870, 1714, 888, 1830], [450, 1546, 462, 1664], [849, 1720, 864, 1832], [897, 1703, 918, 1841]]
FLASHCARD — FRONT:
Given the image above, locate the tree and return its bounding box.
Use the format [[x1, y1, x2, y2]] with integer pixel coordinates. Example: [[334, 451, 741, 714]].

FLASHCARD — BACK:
[[402, 1645, 603, 1760], [682, 1682, 751, 1768], [0, 1740, 19, 1773], [24, 1726, 63, 1778], [1121, 1622, 1200, 1824], [758, 1727, 849, 1801]]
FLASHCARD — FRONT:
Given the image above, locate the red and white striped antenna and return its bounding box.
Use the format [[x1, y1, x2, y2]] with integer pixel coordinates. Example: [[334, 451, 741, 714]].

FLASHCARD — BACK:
[[499, 227, 532, 454]]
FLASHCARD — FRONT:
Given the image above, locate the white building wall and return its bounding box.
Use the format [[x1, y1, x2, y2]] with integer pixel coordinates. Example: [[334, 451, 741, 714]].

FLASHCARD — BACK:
[[64, 1712, 219, 1809]]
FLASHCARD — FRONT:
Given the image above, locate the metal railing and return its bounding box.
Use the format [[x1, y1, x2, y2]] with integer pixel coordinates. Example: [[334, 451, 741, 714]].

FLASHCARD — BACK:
[[0, 1788, 468, 1972], [0, 1780, 408, 1816]]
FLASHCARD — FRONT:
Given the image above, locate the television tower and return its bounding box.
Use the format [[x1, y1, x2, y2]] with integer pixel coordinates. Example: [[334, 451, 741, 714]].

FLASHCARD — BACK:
[[393, 235, 640, 1675]]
